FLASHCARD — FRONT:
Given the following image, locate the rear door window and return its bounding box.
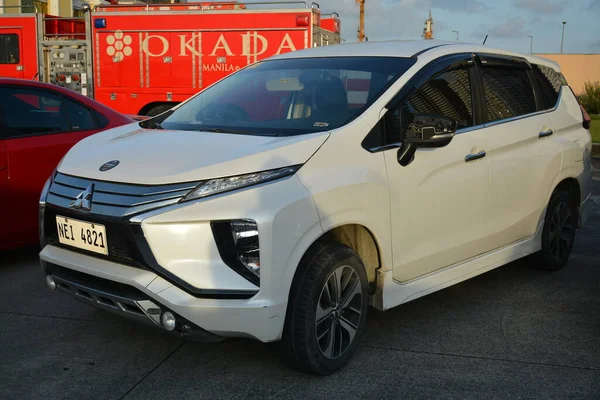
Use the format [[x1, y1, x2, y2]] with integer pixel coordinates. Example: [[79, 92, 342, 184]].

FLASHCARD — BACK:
[[481, 67, 536, 123], [0, 88, 67, 137], [0, 34, 19, 64]]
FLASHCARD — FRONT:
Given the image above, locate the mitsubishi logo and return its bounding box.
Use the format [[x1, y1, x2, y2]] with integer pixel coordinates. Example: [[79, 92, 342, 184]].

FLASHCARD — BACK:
[[70, 184, 94, 211]]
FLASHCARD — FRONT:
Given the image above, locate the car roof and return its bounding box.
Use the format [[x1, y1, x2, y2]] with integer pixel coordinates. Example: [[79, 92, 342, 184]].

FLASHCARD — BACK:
[[268, 40, 561, 71], [0, 78, 133, 121]]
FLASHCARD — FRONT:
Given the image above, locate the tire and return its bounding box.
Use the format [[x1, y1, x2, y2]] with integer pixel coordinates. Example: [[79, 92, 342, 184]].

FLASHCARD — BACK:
[[533, 190, 577, 271], [145, 104, 174, 117], [281, 242, 369, 375]]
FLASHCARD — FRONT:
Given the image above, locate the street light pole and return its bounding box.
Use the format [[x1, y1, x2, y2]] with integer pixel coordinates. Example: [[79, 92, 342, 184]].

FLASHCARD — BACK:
[[527, 35, 533, 53], [560, 21, 566, 53], [452, 30, 459, 42]]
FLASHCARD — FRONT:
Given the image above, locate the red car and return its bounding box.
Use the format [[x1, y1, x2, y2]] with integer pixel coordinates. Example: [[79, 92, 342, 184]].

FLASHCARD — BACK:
[[0, 78, 134, 251]]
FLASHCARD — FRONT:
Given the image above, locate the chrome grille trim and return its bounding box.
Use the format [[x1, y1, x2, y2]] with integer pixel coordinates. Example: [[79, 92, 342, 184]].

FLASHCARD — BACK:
[[48, 173, 203, 218]]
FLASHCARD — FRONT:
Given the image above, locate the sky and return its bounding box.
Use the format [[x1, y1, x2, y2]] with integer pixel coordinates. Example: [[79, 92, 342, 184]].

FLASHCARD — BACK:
[[246, 0, 600, 54]]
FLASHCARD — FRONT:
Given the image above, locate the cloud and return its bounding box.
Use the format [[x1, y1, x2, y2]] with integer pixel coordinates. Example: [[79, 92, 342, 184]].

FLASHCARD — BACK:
[[313, 0, 434, 41], [514, 0, 563, 14], [474, 17, 530, 38], [429, 0, 492, 13], [589, 0, 600, 9], [243, 0, 493, 42]]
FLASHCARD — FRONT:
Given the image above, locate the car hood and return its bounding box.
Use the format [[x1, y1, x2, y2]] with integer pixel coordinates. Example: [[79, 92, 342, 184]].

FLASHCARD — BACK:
[[57, 124, 330, 185]]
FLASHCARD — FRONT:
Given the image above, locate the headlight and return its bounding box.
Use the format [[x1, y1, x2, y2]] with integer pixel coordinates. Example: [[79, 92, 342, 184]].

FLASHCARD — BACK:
[[180, 165, 300, 203]]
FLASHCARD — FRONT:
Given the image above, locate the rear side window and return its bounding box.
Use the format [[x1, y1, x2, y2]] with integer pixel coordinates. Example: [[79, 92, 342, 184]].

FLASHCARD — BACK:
[[62, 97, 97, 131], [481, 67, 536, 123], [532, 64, 566, 110], [0, 34, 20, 64]]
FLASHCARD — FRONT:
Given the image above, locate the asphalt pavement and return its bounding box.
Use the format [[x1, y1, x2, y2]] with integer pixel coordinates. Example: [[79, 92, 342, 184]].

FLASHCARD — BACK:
[[1, 160, 599, 400]]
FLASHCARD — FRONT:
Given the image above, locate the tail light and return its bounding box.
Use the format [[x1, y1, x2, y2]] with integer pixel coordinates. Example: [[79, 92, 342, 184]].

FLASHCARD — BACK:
[[580, 104, 592, 130], [569, 86, 592, 130]]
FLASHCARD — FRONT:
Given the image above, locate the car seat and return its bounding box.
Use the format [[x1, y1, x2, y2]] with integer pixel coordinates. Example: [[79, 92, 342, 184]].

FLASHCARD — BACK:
[[310, 76, 349, 125]]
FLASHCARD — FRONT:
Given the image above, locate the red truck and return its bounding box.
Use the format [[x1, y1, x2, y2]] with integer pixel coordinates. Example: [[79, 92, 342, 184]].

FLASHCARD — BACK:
[[0, 1, 341, 116]]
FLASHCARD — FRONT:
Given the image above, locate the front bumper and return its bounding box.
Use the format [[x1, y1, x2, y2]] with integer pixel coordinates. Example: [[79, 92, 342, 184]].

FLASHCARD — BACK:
[[45, 263, 222, 342], [40, 171, 323, 342], [40, 245, 287, 342]]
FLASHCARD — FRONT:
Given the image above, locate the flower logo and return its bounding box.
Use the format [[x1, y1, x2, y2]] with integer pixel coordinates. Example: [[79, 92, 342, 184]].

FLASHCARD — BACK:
[[106, 30, 132, 62]]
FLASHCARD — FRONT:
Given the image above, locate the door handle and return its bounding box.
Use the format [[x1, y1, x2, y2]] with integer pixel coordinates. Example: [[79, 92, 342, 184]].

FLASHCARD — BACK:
[[465, 150, 486, 162], [539, 129, 553, 138]]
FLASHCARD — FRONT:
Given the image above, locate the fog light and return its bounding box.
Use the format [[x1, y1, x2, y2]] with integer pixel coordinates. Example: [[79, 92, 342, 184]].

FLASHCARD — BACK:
[[211, 219, 261, 286], [161, 311, 176, 331], [46, 275, 56, 290]]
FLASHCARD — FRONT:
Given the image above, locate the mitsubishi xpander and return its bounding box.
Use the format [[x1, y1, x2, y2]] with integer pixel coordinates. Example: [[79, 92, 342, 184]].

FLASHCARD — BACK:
[[39, 41, 593, 375]]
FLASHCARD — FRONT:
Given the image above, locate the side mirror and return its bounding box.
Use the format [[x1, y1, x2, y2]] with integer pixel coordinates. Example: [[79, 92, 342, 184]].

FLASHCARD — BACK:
[[403, 113, 456, 147], [397, 113, 457, 167]]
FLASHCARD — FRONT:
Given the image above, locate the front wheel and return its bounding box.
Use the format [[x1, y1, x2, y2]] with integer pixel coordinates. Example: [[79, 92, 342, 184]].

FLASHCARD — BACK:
[[281, 243, 369, 375], [533, 190, 577, 271]]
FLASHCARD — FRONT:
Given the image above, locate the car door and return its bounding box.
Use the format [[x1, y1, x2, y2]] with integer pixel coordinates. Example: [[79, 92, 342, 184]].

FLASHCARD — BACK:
[[1, 85, 102, 247], [474, 54, 562, 252], [0, 140, 8, 246], [379, 54, 490, 283]]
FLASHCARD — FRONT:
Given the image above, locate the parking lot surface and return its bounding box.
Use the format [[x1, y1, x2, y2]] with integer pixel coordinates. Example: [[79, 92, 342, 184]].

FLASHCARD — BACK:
[[1, 160, 599, 400]]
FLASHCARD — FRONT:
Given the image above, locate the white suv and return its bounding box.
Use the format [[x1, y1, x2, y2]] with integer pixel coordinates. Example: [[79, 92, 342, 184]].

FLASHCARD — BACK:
[[39, 41, 593, 375]]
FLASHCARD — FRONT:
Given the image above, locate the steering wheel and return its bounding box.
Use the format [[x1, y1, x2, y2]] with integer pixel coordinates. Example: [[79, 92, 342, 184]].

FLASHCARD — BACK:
[[196, 103, 251, 123]]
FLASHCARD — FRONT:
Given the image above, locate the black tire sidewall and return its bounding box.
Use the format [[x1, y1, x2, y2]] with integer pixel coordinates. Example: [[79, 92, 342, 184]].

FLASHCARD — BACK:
[[540, 190, 576, 270], [146, 104, 173, 117], [283, 243, 369, 375]]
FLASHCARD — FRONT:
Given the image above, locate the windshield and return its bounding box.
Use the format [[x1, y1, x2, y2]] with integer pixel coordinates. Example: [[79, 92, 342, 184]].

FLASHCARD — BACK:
[[148, 57, 417, 136]]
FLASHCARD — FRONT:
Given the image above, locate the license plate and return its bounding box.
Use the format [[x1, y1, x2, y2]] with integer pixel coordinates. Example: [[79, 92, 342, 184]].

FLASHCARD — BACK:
[[55, 215, 108, 255]]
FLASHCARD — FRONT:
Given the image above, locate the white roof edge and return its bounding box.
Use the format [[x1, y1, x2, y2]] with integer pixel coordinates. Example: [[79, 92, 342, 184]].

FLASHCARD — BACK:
[[268, 40, 562, 72]]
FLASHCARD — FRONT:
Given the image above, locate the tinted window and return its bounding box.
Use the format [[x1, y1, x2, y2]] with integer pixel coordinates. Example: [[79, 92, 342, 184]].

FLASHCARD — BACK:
[[151, 57, 416, 136], [532, 64, 566, 110], [0, 34, 19, 64], [0, 88, 67, 137], [63, 97, 97, 131], [481, 67, 536, 122], [385, 68, 473, 144]]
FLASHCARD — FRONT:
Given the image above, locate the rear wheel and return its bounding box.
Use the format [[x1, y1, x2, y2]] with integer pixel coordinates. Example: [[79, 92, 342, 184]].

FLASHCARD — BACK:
[[281, 243, 368, 375], [533, 190, 577, 271], [145, 103, 174, 117]]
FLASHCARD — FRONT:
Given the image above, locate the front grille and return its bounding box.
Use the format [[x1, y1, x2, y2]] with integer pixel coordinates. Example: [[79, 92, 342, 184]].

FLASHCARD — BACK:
[[47, 172, 202, 218], [44, 172, 202, 267]]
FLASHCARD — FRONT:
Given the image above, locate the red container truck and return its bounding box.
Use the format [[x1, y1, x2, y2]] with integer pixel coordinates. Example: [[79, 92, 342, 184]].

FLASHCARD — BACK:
[[0, 1, 341, 116]]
